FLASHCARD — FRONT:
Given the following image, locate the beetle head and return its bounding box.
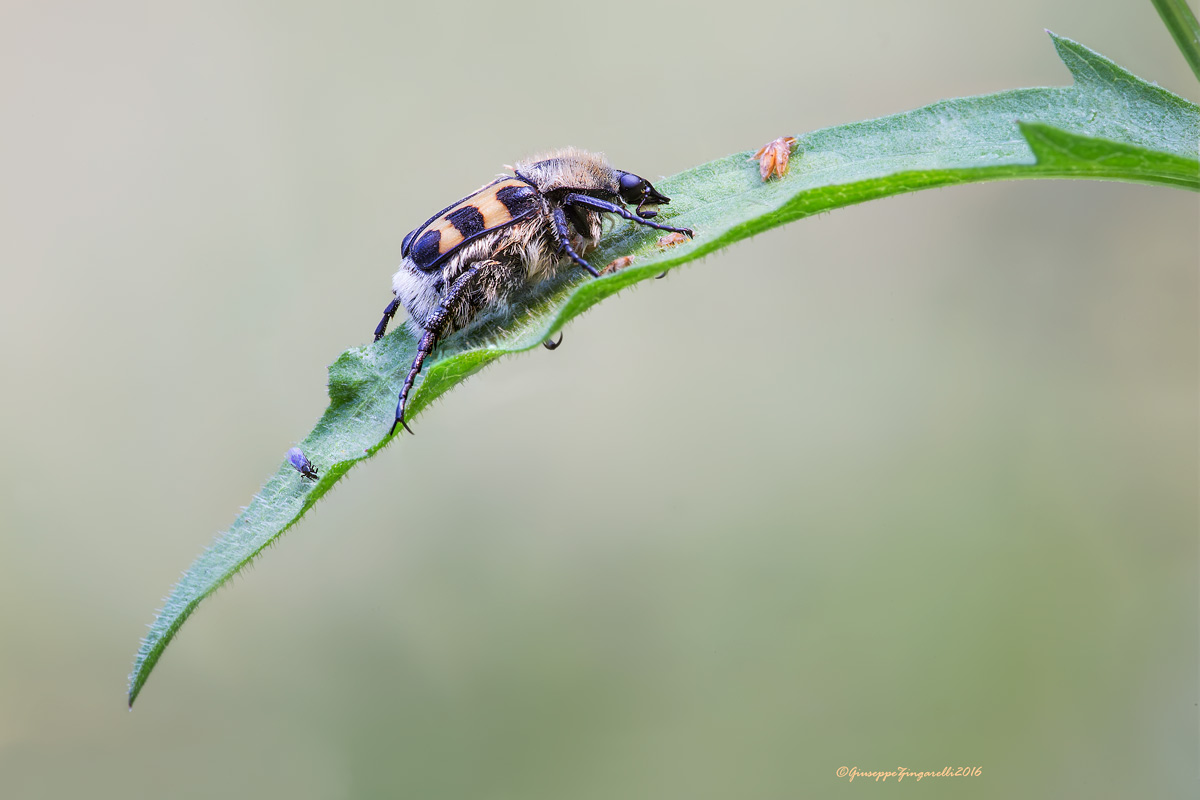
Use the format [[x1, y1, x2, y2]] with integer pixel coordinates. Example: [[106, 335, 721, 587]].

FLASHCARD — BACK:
[[616, 171, 671, 218]]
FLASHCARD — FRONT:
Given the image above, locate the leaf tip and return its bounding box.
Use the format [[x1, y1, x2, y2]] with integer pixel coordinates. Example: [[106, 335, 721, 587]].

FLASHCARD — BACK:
[[127, 655, 150, 705], [1043, 30, 1075, 49]]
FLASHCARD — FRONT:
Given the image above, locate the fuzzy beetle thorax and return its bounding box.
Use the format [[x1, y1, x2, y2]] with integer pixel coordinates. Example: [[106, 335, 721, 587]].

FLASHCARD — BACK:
[[512, 148, 621, 195]]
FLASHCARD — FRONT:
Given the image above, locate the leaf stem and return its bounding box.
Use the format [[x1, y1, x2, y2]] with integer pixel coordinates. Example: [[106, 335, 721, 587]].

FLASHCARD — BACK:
[[1152, 0, 1200, 82]]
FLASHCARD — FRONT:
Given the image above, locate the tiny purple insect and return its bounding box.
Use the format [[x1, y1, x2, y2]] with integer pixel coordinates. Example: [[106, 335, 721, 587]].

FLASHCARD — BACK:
[[287, 447, 318, 480]]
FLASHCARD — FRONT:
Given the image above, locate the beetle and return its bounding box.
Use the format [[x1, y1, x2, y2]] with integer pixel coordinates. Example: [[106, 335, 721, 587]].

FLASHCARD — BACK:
[[373, 148, 693, 435]]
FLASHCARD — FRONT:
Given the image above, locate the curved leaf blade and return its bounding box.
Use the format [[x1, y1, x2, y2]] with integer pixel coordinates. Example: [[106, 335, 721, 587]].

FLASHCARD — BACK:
[[129, 33, 1199, 705]]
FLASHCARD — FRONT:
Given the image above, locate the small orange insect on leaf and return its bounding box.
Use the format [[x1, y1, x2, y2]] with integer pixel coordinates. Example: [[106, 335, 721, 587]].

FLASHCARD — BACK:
[[656, 231, 689, 249], [751, 136, 798, 181], [602, 255, 637, 274]]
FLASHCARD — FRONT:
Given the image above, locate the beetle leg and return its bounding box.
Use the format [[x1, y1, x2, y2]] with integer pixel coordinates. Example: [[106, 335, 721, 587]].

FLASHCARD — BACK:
[[562, 193, 693, 238], [374, 295, 402, 342], [542, 333, 563, 351], [550, 206, 601, 277], [391, 263, 485, 436]]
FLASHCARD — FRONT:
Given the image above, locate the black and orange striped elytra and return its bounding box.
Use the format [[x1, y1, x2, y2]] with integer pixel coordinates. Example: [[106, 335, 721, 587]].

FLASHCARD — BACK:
[[401, 177, 540, 271], [373, 148, 692, 436]]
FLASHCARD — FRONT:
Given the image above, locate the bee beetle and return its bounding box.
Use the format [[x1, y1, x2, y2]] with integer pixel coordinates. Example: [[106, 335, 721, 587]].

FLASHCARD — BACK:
[[374, 147, 693, 435]]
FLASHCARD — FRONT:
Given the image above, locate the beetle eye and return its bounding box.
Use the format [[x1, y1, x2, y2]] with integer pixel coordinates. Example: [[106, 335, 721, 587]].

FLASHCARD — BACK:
[[618, 172, 646, 203], [401, 229, 416, 256]]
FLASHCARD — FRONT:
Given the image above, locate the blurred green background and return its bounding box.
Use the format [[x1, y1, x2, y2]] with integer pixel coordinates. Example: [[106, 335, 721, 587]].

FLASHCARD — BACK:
[[1, 0, 1196, 797]]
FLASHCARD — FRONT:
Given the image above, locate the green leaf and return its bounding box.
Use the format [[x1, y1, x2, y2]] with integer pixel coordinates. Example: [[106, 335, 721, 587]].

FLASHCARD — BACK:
[[128, 33, 1200, 706]]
